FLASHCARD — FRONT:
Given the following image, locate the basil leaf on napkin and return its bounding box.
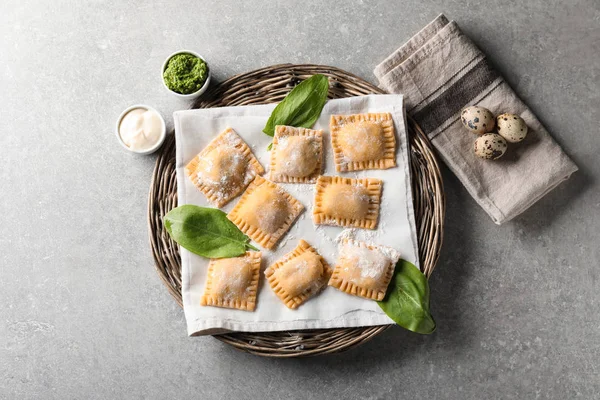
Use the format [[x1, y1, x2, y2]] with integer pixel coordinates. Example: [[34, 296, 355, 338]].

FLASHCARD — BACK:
[[263, 74, 329, 137], [164, 205, 258, 258], [378, 260, 436, 334]]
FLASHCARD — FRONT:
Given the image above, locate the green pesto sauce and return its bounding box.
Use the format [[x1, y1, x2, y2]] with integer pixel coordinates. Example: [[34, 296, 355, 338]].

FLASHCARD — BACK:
[[163, 53, 208, 95]]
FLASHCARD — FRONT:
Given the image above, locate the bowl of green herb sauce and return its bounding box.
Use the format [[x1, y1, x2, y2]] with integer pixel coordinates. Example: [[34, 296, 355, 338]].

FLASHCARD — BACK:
[[162, 50, 211, 99]]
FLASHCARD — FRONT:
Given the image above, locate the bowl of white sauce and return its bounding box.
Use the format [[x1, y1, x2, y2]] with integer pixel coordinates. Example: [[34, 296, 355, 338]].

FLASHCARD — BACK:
[[116, 105, 166, 154]]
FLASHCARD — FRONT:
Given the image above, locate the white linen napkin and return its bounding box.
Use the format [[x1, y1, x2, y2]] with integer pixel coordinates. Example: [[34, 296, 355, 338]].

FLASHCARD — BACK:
[[173, 95, 419, 336]]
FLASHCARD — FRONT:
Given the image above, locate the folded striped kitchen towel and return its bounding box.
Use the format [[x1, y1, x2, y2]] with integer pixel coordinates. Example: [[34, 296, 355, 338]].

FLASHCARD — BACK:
[[374, 14, 578, 224]]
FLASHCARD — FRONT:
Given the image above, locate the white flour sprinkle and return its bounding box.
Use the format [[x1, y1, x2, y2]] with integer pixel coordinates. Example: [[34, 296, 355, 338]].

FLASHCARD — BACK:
[[339, 239, 401, 283], [314, 225, 336, 245], [340, 242, 388, 280], [376, 244, 401, 263], [336, 228, 357, 243], [358, 229, 377, 242], [292, 184, 315, 193], [278, 233, 296, 249]]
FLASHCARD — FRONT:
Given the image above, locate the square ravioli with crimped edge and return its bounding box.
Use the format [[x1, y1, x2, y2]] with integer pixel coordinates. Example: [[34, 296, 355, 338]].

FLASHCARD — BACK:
[[228, 175, 304, 250], [269, 125, 324, 183], [265, 240, 331, 309], [330, 113, 396, 172], [313, 175, 382, 229], [328, 239, 401, 301], [185, 127, 264, 207], [200, 251, 262, 311]]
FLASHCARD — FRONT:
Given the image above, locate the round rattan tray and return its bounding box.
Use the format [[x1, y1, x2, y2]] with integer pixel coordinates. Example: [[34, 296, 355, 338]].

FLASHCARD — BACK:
[[148, 64, 445, 357]]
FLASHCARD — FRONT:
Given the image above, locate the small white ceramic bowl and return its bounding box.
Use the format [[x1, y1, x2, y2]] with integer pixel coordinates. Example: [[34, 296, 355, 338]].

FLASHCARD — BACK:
[[161, 50, 211, 99], [115, 104, 166, 155]]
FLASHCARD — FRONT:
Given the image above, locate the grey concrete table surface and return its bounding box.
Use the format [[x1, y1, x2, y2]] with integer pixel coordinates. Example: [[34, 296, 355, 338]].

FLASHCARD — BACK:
[[1, 0, 598, 399]]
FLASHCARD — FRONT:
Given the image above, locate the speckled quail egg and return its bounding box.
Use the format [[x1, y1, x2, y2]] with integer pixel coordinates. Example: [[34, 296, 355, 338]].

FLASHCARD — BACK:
[[461, 106, 495, 134], [474, 133, 508, 160], [496, 113, 528, 143]]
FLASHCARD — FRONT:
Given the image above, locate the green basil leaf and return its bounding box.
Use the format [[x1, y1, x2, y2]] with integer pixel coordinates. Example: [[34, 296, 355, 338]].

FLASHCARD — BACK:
[[377, 260, 436, 334], [263, 74, 329, 136], [164, 205, 258, 258]]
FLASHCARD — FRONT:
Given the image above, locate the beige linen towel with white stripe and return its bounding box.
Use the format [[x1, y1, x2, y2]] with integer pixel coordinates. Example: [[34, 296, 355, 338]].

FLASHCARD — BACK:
[[375, 14, 578, 224]]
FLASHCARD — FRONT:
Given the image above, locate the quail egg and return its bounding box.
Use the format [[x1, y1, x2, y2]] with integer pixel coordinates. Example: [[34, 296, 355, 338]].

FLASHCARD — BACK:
[[496, 113, 528, 143], [461, 106, 495, 134], [474, 133, 508, 160]]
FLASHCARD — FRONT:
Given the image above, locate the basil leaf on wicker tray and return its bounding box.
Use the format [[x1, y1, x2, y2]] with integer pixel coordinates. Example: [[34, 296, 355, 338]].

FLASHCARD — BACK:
[[263, 74, 329, 137], [377, 260, 436, 334], [164, 205, 258, 258]]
